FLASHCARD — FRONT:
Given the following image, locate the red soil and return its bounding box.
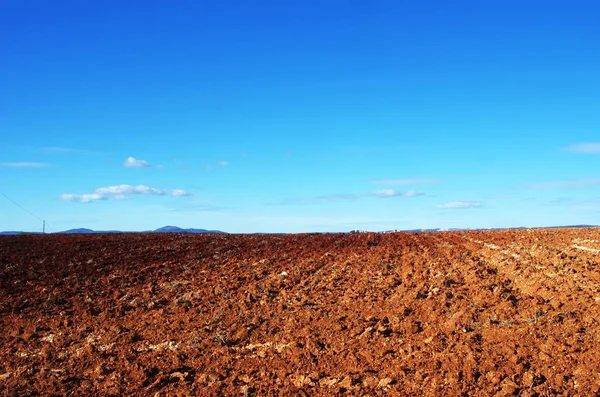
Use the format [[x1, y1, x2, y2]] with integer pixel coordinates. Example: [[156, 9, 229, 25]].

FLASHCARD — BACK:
[[1, 228, 600, 396]]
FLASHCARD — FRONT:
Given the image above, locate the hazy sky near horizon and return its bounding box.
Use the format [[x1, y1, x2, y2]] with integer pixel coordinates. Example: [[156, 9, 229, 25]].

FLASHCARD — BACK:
[[2, 1, 600, 233]]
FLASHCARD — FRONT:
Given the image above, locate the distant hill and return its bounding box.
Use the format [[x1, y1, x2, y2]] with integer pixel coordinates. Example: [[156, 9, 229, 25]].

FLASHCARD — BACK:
[[153, 226, 226, 234], [56, 228, 124, 234], [57, 228, 98, 234], [0, 231, 42, 235], [153, 226, 185, 233]]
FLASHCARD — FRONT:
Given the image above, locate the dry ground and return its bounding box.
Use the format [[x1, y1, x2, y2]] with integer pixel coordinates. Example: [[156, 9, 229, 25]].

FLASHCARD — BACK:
[[1, 228, 600, 396]]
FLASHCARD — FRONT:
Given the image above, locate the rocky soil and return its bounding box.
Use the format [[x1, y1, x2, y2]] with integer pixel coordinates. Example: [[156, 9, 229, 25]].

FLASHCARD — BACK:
[[1, 228, 600, 396]]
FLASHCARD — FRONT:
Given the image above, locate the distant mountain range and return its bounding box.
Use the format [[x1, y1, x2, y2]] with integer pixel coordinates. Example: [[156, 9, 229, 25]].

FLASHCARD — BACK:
[[1, 225, 597, 236], [0, 226, 226, 235]]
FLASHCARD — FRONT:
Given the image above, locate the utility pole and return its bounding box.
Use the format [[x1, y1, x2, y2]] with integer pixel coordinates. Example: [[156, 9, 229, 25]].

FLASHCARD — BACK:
[[43, 220, 45, 234]]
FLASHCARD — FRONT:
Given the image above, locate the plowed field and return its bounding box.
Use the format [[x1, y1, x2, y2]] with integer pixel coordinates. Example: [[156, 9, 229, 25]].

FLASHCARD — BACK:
[[1, 228, 600, 396]]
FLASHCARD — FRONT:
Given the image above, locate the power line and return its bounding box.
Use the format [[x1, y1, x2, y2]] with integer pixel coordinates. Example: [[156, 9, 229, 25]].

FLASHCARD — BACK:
[[0, 190, 45, 223], [1, 191, 57, 233]]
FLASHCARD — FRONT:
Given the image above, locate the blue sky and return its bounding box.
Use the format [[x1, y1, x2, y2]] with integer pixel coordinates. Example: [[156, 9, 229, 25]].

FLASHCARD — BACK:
[[1, 0, 600, 233]]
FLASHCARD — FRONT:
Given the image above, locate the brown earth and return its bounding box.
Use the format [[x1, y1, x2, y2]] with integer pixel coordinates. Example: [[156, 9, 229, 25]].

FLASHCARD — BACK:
[[1, 228, 600, 396]]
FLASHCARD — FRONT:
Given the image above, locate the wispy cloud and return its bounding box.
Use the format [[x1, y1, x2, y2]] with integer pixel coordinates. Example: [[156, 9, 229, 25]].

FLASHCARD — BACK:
[[270, 189, 424, 205], [571, 204, 600, 213], [123, 157, 151, 168], [546, 197, 600, 212], [337, 145, 380, 154], [249, 214, 407, 228], [372, 178, 440, 186], [370, 189, 424, 198], [550, 197, 574, 204], [60, 184, 191, 203], [37, 147, 98, 155], [39, 147, 77, 153], [436, 201, 482, 209], [564, 142, 600, 154], [0, 162, 49, 167], [206, 160, 231, 170], [529, 178, 600, 189], [271, 194, 360, 206], [171, 200, 226, 212]]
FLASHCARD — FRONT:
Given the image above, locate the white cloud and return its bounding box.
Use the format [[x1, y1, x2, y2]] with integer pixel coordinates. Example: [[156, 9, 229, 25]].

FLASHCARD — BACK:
[[402, 190, 425, 198], [571, 204, 600, 213], [530, 178, 600, 189], [123, 157, 151, 168], [95, 185, 166, 195], [0, 162, 49, 167], [38, 146, 96, 154], [564, 143, 600, 154], [60, 184, 190, 203], [436, 201, 483, 209], [39, 147, 76, 153], [171, 200, 226, 212], [59, 193, 106, 203], [205, 160, 230, 170], [550, 197, 574, 204], [249, 215, 407, 228], [371, 189, 424, 198], [270, 194, 359, 205], [270, 189, 426, 205], [372, 178, 440, 186]]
